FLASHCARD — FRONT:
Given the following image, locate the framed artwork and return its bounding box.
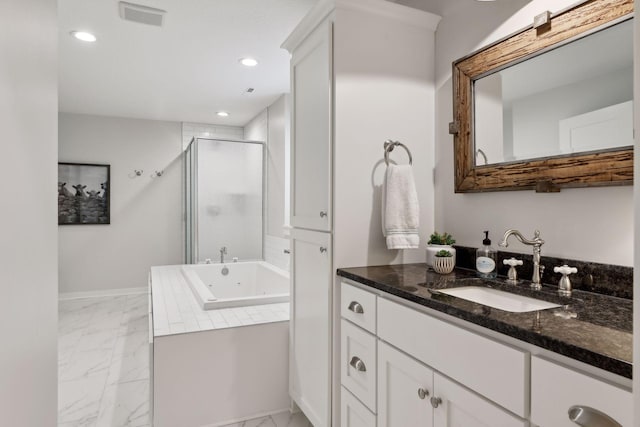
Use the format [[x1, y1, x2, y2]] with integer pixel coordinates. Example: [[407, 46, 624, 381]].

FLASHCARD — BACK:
[[58, 162, 110, 225]]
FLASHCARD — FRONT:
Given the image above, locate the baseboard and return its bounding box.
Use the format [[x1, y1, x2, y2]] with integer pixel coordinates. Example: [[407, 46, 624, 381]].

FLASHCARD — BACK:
[[59, 286, 148, 300], [199, 408, 292, 427]]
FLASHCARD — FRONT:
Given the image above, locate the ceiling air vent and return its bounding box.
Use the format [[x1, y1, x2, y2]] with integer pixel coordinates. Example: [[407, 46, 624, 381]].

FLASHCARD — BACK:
[[119, 2, 166, 27]]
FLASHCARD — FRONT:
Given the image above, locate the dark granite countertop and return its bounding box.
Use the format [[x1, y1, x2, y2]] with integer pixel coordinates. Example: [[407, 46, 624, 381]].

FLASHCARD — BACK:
[[337, 264, 632, 379]]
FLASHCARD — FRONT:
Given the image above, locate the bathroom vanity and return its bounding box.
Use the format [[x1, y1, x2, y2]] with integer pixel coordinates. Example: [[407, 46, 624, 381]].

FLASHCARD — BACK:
[[336, 265, 632, 426]]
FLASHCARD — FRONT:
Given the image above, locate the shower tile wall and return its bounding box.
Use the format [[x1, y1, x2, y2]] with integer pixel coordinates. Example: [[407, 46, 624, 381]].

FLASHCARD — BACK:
[[264, 235, 290, 271], [182, 122, 244, 150]]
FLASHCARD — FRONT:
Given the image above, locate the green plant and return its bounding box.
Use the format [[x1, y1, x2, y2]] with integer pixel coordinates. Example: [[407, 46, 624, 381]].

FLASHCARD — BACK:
[[435, 250, 452, 257], [428, 231, 456, 246]]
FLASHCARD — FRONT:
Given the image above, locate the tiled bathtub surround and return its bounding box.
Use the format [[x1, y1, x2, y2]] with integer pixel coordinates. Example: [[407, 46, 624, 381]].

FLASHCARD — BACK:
[[151, 265, 289, 336], [264, 235, 291, 271], [454, 245, 633, 299], [58, 294, 150, 427], [59, 292, 309, 427]]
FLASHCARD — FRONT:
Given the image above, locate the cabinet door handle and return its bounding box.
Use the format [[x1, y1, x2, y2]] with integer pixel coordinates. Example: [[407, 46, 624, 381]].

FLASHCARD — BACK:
[[349, 356, 366, 372], [568, 406, 622, 427], [417, 388, 429, 400], [430, 396, 442, 408], [319, 211, 328, 218], [319, 247, 327, 254], [347, 301, 364, 314]]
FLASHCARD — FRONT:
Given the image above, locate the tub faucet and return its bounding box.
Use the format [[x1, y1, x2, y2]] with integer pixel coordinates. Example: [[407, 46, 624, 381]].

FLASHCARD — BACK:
[[220, 246, 227, 264], [499, 229, 545, 289]]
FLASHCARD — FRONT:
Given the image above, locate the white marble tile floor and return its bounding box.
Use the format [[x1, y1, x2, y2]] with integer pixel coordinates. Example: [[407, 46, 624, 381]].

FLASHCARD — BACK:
[[219, 410, 313, 427], [58, 294, 150, 427]]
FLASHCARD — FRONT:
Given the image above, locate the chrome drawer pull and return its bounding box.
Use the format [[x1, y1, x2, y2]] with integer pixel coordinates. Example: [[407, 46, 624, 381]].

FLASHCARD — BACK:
[[319, 211, 328, 218], [417, 388, 429, 400], [347, 301, 364, 314], [349, 356, 366, 372], [319, 247, 327, 254], [568, 406, 621, 427], [430, 396, 442, 408]]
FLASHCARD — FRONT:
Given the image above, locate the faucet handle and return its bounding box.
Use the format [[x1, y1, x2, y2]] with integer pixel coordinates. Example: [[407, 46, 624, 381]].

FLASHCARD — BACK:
[[554, 265, 577, 297], [554, 265, 577, 275], [503, 258, 523, 267], [503, 258, 523, 283]]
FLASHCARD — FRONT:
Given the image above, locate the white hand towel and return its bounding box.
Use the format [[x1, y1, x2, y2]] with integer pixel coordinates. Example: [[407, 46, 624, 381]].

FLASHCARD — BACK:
[[382, 164, 420, 249]]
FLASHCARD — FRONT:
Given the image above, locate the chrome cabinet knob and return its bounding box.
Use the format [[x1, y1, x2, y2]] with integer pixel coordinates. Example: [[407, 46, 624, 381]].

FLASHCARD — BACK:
[[347, 301, 364, 314], [568, 406, 621, 427], [319, 211, 328, 218], [349, 356, 366, 372], [319, 247, 327, 254], [417, 388, 429, 400], [430, 396, 442, 408]]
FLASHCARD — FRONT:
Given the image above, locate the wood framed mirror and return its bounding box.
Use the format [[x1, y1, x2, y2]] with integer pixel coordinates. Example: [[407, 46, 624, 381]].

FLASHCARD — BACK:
[[451, 0, 634, 193]]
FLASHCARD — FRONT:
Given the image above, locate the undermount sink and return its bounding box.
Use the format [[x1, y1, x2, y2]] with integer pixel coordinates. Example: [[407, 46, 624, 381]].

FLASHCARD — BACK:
[[436, 286, 562, 313]]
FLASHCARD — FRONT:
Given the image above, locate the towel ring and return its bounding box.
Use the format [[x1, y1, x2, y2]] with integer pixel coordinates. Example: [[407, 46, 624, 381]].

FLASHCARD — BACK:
[[384, 140, 413, 166]]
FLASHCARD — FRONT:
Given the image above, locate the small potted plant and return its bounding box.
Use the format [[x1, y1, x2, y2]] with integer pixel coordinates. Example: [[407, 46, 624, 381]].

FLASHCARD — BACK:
[[426, 231, 456, 268], [433, 249, 455, 274]]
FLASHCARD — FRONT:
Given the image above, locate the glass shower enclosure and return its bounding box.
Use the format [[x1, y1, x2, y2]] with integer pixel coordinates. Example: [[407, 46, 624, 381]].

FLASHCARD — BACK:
[[184, 137, 264, 264]]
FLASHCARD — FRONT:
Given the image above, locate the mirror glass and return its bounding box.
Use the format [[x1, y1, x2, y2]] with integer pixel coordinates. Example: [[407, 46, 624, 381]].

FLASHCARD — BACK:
[[474, 19, 633, 166]]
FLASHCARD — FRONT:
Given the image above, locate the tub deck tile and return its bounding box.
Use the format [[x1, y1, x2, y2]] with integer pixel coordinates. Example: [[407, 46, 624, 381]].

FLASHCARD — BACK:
[[150, 265, 290, 338]]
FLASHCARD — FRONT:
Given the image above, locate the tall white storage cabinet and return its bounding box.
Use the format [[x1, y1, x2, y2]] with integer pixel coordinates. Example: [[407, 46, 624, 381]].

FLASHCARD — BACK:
[[283, 1, 439, 426]]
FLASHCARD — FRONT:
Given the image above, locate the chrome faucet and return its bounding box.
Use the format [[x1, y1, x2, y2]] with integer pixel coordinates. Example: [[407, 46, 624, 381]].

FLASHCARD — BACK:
[[499, 229, 545, 289], [220, 246, 227, 263]]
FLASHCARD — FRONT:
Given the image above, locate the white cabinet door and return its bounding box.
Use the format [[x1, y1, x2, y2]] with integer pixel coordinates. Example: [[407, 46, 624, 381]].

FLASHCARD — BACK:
[[290, 228, 332, 427], [531, 356, 632, 427], [290, 21, 332, 231], [378, 341, 434, 427], [432, 373, 527, 427], [341, 387, 376, 427]]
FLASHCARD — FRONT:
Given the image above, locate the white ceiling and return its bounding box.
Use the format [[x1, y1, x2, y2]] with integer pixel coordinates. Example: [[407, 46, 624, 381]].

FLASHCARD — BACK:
[[58, 0, 486, 126], [59, 0, 317, 126]]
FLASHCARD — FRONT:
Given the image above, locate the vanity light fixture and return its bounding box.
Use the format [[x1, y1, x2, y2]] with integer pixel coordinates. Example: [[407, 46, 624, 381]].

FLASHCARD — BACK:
[[70, 31, 97, 42], [239, 57, 258, 67], [216, 111, 229, 117]]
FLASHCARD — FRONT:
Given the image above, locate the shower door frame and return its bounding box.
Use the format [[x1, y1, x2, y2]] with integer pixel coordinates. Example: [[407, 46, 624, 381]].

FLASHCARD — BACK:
[[185, 137, 266, 264]]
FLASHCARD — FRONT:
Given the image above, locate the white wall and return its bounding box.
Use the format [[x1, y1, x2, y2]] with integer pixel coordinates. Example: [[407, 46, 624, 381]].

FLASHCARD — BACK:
[[182, 122, 244, 150], [0, 0, 58, 424], [59, 113, 183, 294], [434, 0, 634, 266], [333, 6, 439, 268], [245, 96, 291, 270]]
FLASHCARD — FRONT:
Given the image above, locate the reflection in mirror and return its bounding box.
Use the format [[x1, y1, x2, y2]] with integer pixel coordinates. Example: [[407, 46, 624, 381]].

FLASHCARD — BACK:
[[474, 19, 633, 166]]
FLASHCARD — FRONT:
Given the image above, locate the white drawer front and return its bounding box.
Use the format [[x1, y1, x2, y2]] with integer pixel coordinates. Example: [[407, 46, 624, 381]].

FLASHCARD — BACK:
[[377, 297, 527, 417], [340, 387, 376, 427], [531, 356, 632, 427], [341, 282, 376, 333], [341, 319, 377, 412]]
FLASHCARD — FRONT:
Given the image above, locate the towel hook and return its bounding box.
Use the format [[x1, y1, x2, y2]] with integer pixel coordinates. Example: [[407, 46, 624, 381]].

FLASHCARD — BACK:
[[384, 140, 413, 166]]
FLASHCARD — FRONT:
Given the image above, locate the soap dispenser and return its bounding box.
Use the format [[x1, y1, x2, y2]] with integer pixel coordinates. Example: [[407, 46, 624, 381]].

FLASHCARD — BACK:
[[476, 231, 497, 278]]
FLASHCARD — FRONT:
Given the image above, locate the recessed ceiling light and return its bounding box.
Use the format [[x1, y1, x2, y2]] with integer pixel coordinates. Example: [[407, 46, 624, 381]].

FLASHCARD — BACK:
[[239, 58, 258, 67], [70, 31, 97, 42], [216, 111, 229, 117]]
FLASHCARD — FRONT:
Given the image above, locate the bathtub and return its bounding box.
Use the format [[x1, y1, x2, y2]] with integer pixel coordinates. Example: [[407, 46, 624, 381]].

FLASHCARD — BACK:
[[181, 261, 289, 310]]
